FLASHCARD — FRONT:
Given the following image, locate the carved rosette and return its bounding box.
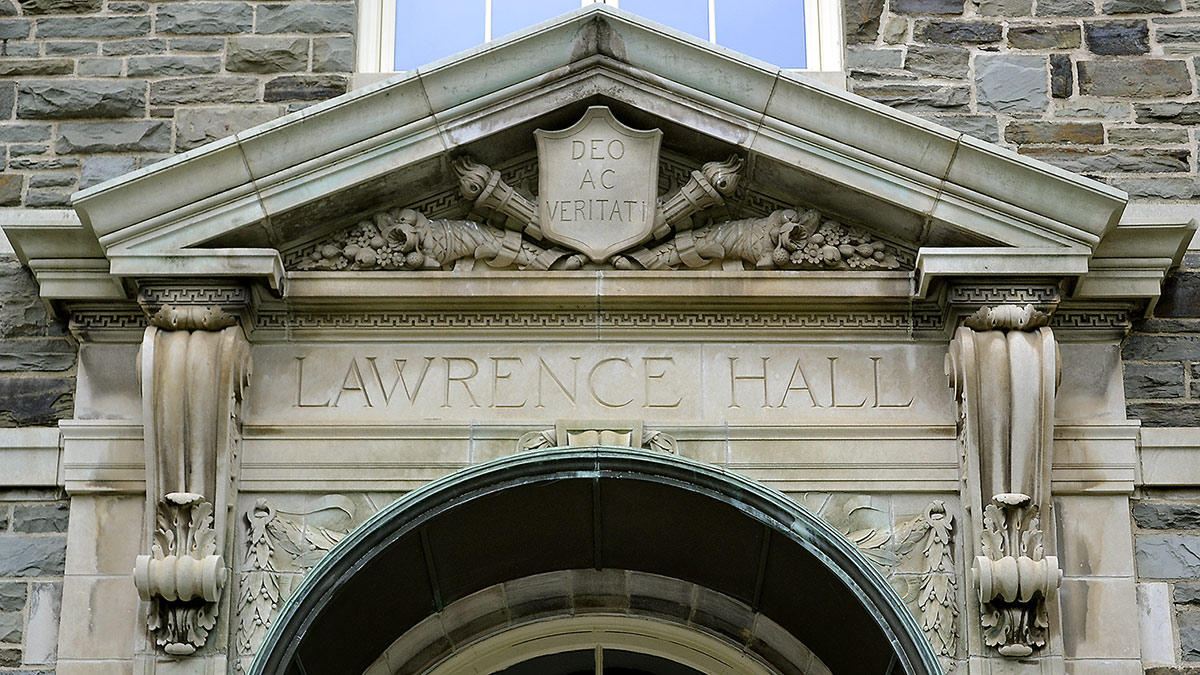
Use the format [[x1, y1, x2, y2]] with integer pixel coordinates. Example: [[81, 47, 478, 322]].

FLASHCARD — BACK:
[[135, 304, 252, 656], [946, 305, 1062, 659]]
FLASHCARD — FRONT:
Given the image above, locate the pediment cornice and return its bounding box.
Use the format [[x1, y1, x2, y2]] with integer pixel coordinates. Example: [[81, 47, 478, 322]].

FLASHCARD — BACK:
[[1, 4, 1191, 317]]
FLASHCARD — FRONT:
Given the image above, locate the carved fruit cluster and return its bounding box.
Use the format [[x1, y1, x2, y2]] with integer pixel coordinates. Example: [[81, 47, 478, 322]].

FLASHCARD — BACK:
[[302, 221, 424, 271], [786, 222, 891, 269]]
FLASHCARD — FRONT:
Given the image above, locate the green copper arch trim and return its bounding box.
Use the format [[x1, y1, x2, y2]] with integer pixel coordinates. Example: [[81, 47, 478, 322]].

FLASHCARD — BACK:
[[248, 447, 944, 675]]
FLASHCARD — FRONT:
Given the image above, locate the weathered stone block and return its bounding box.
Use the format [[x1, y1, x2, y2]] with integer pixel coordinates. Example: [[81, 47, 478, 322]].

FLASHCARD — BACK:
[[1124, 362, 1186, 399], [35, 15, 150, 38], [226, 36, 308, 72], [0, 611, 22, 643], [1008, 24, 1081, 49], [24, 190, 71, 207], [0, 176, 22, 207], [1103, 0, 1180, 12], [915, 19, 1001, 43], [0, 584, 24, 612], [978, 0, 1033, 16], [150, 76, 258, 105], [881, 17, 908, 43], [255, 2, 354, 33], [0, 18, 28, 38], [126, 55, 221, 76], [16, 80, 144, 119], [0, 261, 39, 297], [905, 44, 969, 78], [312, 35, 353, 72], [1113, 177, 1199, 202], [1182, 612, 1200, 660], [1156, 25, 1200, 43], [0, 648, 18, 666], [1176, 581, 1200, 603], [0, 59, 74, 77], [1085, 20, 1149, 54], [1108, 126, 1189, 145], [845, 0, 885, 43], [56, 120, 170, 153], [1134, 501, 1200, 529], [80, 156, 136, 188], [1136, 102, 1200, 125], [975, 54, 1049, 112], [0, 0, 16, 15], [1049, 54, 1072, 98], [9, 143, 47, 157], [1037, 0, 1095, 14], [108, 0, 146, 11], [0, 376, 73, 426], [264, 74, 347, 102], [77, 58, 123, 77], [846, 47, 904, 69], [44, 40, 97, 55], [928, 114, 999, 142], [1024, 147, 1189, 172], [101, 37, 165, 55], [155, 2, 253, 34], [0, 82, 12, 119], [1156, 271, 1200, 318], [1055, 98, 1130, 118], [1077, 60, 1191, 97], [0, 338, 74, 371], [175, 105, 284, 151], [0, 536, 66, 576], [8, 158, 77, 171], [19, 0, 99, 13], [27, 174, 74, 189], [852, 84, 970, 111], [1006, 121, 1102, 144], [170, 36, 224, 51], [12, 503, 68, 533]]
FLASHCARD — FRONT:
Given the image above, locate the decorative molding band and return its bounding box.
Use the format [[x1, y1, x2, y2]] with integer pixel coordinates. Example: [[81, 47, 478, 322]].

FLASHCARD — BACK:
[[252, 309, 947, 332]]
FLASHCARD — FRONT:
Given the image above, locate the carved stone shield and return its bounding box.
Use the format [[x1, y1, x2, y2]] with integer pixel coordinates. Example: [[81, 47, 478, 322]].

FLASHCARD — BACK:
[[534, 107, 662, 262]]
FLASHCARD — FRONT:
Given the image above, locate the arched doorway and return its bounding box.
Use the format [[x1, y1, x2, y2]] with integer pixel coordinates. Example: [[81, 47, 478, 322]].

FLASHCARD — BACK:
[[249, 448, 942, 675]]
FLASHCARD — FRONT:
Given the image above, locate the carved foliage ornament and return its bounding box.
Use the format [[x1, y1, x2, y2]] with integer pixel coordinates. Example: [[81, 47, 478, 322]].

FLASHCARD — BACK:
[[896, 501, 959, 669], [293, 107, 903, 272]]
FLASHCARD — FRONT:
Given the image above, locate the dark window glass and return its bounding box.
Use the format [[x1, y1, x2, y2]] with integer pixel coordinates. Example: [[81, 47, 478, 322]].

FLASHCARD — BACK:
[[495, 649, 593, 675], [394, 0, 485, 70], [715, 0, 805, 68], [619, 0, 709, 40], [492, 0, 579, 39]]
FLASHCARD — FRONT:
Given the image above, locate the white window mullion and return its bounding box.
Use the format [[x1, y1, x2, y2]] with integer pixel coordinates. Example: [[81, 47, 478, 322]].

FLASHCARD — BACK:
[[708, 0, 716, 43], [484, 0, 493, 41]]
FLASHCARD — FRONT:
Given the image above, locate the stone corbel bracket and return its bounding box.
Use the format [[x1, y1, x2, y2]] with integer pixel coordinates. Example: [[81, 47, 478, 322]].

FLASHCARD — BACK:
[[946, 305, 1063, 659], [134, 302, 252, 656]]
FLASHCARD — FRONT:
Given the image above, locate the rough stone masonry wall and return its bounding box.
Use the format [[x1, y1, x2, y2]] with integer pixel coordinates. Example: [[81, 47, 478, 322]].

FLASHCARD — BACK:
[[0, 0, 357, 426], [0, 492, 67, 674]]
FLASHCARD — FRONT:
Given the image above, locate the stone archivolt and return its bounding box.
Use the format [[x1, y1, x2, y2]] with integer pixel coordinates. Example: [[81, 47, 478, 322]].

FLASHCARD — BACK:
[[291, 153, 907, 273]]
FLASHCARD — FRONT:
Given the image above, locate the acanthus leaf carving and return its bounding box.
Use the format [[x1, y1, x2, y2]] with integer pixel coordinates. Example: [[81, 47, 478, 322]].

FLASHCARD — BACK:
[[134, 493, 225, 655], [235, 496, 358, 671], [896, 500, 959, 670]]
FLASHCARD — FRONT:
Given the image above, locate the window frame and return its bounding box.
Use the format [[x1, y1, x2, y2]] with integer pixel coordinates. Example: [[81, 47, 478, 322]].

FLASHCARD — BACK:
[[357, 0, 843, 74]]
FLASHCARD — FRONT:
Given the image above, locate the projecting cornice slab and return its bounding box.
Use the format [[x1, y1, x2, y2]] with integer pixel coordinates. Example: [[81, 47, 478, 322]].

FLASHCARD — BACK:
[[0, 4, 1189, 313]]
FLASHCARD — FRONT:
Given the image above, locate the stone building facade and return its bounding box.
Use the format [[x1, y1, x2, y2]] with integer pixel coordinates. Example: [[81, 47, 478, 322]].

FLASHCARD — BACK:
[[0, 0, 1198, 673]]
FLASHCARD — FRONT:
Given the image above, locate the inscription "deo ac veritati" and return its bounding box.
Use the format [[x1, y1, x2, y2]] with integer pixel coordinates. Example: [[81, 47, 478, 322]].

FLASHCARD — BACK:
[[291, 352, 914, 411]]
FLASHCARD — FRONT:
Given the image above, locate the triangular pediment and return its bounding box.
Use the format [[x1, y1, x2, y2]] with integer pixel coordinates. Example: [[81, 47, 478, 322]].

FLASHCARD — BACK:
[[4, 3, 1193, 309]]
